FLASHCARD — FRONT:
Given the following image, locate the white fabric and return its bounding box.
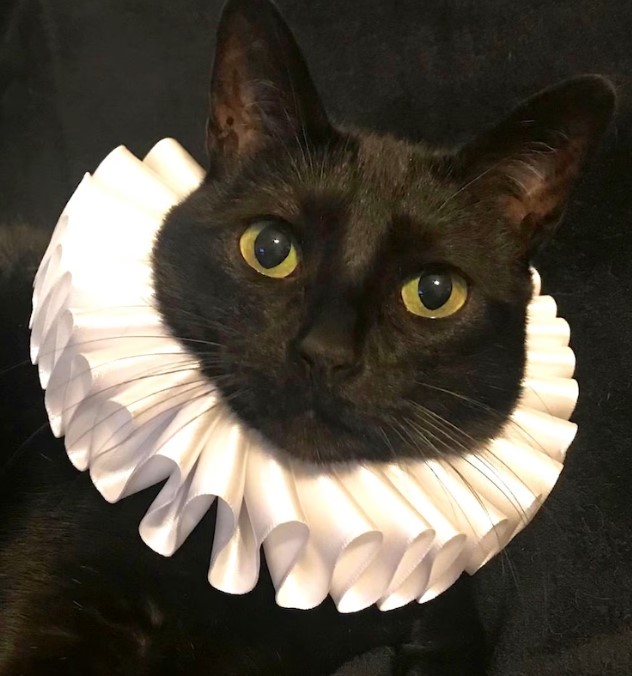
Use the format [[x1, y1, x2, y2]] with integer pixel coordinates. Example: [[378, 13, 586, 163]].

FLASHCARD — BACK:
[[30, 138, 578, 612]]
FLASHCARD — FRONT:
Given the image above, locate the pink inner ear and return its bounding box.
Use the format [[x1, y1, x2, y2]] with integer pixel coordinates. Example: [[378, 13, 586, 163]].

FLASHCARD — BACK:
[[456, 77, 615, 250], [498, 135, 588, 229], [206, 0, 332, 173], [211, 28, 268, 160], [214, 96, 262, 158]]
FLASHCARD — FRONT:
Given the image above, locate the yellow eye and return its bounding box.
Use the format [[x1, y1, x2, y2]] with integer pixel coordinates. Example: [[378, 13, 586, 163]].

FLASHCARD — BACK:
[[401, 270, 468, 318], [239, 221, 299, 278]]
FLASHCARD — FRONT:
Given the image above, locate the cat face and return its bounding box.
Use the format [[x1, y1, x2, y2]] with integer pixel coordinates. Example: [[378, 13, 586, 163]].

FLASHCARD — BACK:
[[153, 0, 614, 464]]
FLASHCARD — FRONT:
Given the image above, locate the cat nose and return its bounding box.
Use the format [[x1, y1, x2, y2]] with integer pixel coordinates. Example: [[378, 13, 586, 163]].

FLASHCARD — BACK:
[[297, 300, 358, 380]]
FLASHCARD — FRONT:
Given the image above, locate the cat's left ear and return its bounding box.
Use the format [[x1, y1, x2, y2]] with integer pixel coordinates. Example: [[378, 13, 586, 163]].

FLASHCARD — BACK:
[[456, 75, 616, 255], [206, 0, 332, 176]]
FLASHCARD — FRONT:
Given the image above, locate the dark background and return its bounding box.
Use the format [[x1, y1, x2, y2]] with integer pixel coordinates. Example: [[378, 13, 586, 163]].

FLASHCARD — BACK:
[[1, 1, 631, 674]]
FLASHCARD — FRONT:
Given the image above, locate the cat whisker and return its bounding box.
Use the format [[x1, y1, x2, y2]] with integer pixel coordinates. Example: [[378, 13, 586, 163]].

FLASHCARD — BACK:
[[32, 334, 226, 363], [65, 379, 214, 454], [43, 355, 203, 396], [401, 414, 452, 458], [405, 394, 559, 533], [397, 412, 514, 553], [413, 380, 557, 457], [0, 356, 35, 378], [393, 415, 448, 460], [406, 399, 479, 450], [1, 366, 239, 485], [414, 380, 499, 413], [54, 366, 235, 425], [456, 453, 529, 524], [164, 309, 243, 338], [376, 423, 399, 459], [412, 410, 469, 453], [95, 386, 220, 460], [436, 164, 496, 212], [0, 420, 59, 483], [398, 407, 516, 546], [446, 459, 512, 550]]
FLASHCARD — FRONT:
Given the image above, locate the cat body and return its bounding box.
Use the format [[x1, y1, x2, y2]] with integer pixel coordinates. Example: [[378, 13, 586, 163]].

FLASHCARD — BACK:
[[0, 0, 617, 674]]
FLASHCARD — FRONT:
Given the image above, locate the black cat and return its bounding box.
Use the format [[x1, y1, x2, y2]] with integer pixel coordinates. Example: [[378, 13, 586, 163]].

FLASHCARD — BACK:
[[0, 0, 615, 674]]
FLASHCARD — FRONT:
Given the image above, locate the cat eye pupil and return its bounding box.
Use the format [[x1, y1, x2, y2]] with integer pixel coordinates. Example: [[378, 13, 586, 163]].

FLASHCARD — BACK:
[[254, 225, 291, 269], [239, 221, 298, 278], [418, 273, 452, 310]]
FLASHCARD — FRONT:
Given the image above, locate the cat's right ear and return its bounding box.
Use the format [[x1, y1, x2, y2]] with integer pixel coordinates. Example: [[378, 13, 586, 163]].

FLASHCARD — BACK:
[[454, 75, 615, 257], [206, 0, 331, 177]]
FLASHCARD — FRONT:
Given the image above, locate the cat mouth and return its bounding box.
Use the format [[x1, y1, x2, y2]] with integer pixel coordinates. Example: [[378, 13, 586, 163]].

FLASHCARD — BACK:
[[226, 383, 394, 464], [253, 408, 385, 464]]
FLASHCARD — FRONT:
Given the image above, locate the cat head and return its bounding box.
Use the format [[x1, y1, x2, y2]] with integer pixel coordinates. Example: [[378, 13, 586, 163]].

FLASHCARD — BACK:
[[153, 0, 615, 464]]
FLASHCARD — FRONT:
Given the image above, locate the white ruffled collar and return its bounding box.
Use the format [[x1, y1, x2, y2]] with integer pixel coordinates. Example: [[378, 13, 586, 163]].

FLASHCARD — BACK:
[[30, 139, 578, 613]]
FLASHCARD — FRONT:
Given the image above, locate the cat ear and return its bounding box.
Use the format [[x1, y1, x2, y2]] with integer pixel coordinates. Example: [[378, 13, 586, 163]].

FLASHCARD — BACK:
[[206, 0, 331, 174], [456, 75, 615, 254]]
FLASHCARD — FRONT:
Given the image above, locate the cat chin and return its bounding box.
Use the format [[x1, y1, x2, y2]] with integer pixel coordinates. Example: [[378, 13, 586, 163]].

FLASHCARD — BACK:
[[221, 397, 373, 463], [252, 414, 390, 465], [226, 400, 463, 465]]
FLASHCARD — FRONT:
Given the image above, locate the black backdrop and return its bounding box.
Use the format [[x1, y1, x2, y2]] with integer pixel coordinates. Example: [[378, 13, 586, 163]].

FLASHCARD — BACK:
[[1, 1, 631, 674]]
